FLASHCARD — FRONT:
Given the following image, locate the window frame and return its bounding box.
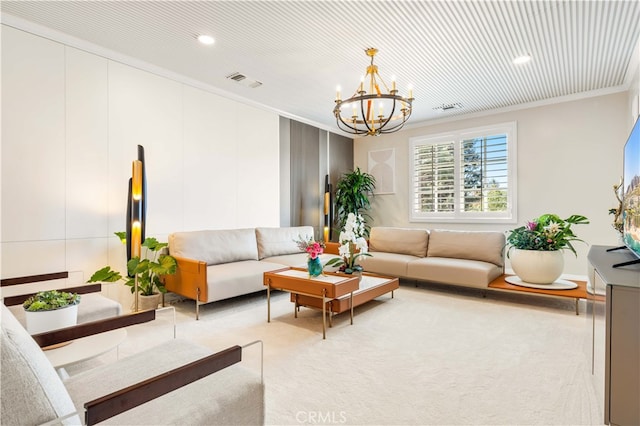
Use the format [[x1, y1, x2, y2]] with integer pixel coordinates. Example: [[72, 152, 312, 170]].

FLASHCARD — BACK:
[[408, 121, 518, 224]]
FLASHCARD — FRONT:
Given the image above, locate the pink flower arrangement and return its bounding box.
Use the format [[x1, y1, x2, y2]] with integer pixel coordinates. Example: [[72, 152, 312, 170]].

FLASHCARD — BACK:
[[306, 242, 324, 259], [295, 236, 325, 259]]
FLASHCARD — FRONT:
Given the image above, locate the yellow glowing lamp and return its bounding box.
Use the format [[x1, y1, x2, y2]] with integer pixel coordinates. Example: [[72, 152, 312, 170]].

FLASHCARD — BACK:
[[132, 160, 143, 201], [131, 220, 142, 258], [324, 192, 330, 215]]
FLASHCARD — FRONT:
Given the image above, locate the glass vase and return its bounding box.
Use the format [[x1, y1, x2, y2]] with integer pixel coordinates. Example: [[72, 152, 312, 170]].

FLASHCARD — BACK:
[[307, 256, 323, 277]]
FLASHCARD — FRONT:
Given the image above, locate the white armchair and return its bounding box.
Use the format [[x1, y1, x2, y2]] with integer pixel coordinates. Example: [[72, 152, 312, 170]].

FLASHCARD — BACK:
[[1, 304, 264, 425]]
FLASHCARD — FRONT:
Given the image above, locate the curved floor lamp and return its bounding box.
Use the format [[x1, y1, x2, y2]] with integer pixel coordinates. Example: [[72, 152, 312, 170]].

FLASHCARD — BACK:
[[324, 174, 332, 242], [126, 145, 146, 312]]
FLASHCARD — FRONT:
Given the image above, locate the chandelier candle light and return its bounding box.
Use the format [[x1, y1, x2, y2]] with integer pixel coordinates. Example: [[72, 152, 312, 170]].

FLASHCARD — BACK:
[[334, 48, 414, 136]]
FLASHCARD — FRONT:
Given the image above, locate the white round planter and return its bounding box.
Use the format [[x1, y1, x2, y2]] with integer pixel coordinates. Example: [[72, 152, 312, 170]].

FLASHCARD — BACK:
[[509, 249, 564, 284], [25, 304, 78, 334]]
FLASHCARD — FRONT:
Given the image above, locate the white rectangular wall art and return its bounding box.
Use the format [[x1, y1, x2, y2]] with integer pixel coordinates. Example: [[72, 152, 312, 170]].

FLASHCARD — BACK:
[[368, 148, 396, 194]]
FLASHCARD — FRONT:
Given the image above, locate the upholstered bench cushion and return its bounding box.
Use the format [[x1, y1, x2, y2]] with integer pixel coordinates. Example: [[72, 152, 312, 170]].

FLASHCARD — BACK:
[[260, 253, 308, 268], [369, 227, 429, 258], [1, 305, 80, 426], [427, 229, 505, 267], [8, 292, 122, 328], [255, 226, 314, 259], [261, 253, 340, 269], [169, 228, 259, 265], [359, 252, 420, 278], [407, 257, 504, 288], [64, 338, 264, 425], [204, 260, 281, 303]]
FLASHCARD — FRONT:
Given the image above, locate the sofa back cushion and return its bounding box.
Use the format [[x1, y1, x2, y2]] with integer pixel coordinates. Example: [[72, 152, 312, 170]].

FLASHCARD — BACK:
[[1, 305, 80, 425], [369, 227, 429, 258], [256, 226, 314, 259], [169, 229, 259, 265], [427, 229, 505, 266]]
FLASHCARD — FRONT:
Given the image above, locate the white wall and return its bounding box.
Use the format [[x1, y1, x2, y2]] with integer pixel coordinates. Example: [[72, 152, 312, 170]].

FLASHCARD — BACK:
[[629, 41, 640, 122], [355, 92, 630, 277], [1, 26, 280, 297]]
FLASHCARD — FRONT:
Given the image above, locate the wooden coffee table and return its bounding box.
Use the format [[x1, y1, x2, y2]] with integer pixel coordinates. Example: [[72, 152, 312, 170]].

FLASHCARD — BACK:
[[264, 268, 359, 339], [292, 271, 399, 315], [488, 274, 587, 315]]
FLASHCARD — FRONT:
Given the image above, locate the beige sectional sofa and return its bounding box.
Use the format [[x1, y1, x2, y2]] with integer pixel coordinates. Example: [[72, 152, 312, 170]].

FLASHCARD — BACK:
[[164, 225, 505, 318], [359, 227, 505, 289], [165, 226, 339, 318]]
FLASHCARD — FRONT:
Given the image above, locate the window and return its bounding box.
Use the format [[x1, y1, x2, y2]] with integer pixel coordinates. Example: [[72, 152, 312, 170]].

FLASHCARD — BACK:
[[409, 122, 517, 223]]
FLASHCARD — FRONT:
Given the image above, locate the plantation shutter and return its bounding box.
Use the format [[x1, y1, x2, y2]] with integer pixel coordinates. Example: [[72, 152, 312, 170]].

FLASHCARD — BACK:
[[460, 134, 508, 212], [409, 122, 516, 223], [412, 141, 455, 213]]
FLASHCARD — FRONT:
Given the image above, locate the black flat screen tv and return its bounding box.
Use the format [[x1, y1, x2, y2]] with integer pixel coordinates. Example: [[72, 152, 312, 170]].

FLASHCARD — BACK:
[[620, 116, 640, 266]]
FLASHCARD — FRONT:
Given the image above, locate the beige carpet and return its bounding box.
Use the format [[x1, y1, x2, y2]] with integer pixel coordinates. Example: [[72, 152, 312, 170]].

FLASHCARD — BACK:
[[69, 282, 603, 425]]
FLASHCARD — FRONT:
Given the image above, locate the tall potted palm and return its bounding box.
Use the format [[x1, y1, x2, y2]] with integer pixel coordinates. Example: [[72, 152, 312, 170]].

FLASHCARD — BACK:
[[333, 167, 376, 234]]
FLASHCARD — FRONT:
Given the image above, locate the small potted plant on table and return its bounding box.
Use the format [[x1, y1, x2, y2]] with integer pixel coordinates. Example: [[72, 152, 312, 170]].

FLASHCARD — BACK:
[[23, 290, 81, 334]]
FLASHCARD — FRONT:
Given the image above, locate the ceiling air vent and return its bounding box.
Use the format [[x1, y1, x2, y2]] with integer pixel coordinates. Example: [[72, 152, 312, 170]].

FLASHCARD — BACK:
[[226, 72, 262, 89], [433, 103, 462, 112]]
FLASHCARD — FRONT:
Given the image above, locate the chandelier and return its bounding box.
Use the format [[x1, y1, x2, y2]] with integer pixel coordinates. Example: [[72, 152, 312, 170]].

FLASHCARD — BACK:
[[334, 48, 414, 136]]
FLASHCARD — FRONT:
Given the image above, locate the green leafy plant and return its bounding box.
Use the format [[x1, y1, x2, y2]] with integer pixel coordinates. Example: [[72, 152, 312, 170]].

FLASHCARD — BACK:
[[506, 213, 589, 257], [88, 235, 177, 296], [334, 167, 376, 234], [23, 290, 80, 312]]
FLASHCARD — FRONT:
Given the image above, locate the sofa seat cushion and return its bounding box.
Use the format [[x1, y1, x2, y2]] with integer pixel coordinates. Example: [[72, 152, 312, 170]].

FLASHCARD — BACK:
[[205, 260, 283, 303], [427, 229, 505, 267], [359, 252, 419, 278], [407, 257, 503, 289], [169, 229, 259, 265], [262, 253, 341, 269], [369, 227, 429, 258], [1, 305, 80, 426], [64, 338, 264, 425], [255, 226, 314, 259], [261, 253, 307, 268], [8, 292, 122, 328]]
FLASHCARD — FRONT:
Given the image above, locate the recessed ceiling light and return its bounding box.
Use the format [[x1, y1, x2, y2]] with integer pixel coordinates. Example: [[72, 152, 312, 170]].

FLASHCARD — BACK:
[[197, 35, 215, 45], [513, 54, 532, 65]]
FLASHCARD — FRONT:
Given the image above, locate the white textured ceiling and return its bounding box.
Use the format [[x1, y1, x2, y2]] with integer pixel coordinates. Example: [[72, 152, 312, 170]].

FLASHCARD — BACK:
[[2, 1, 640, 135]]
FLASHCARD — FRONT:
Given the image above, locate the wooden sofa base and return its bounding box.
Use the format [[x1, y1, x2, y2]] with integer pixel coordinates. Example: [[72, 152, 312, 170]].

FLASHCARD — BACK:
[[488, 274, 588, 315]]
